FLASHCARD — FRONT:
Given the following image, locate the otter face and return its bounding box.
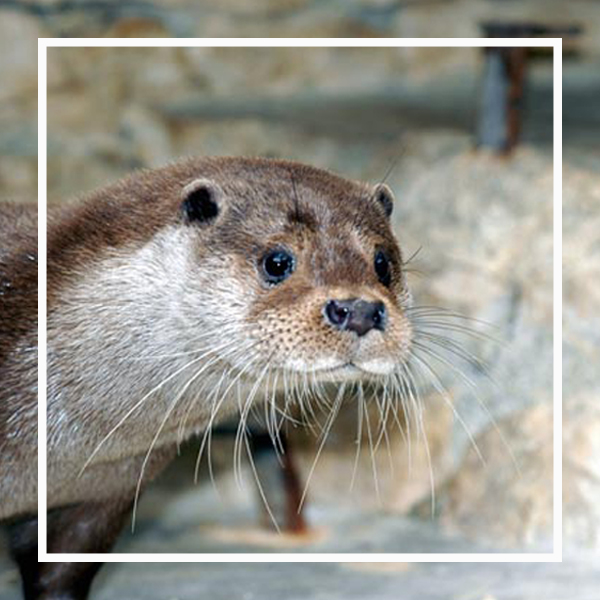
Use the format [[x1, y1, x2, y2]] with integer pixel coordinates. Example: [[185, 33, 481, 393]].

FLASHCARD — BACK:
[[179, 162, 412, 385], [246, 181, 412, 381]]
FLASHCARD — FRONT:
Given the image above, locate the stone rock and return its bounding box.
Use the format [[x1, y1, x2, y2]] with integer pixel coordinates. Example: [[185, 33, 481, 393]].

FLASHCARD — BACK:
[[562, 160, 600, 551], [563, 395, 600, 550], [435, 404, 553, 549]]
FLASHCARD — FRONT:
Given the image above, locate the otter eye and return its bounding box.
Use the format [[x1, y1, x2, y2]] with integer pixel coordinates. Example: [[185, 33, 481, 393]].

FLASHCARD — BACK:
[[261, 249, 295, 285], [374, 250, 392, 287]]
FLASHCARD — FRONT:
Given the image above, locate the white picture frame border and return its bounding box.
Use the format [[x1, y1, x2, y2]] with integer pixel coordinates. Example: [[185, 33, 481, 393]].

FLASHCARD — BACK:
[[38, 37, 562, 563]]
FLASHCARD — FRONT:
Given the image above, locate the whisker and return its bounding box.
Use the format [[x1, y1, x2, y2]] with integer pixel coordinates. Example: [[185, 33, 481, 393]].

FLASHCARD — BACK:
[[409, 349, 486, 467], [126, 326, 244, 361], [244, 431, 281, 533], [401, 245, 423, 267], [373, 383, 396, 478], [360, 382, 382, 505], [378, 149, 405, 186], [414, 334, 493, 379], [406, 361, 436, 517], [412, 339, 520, 475], [77, 340, 240, 478], [406, 306, 500, 333], [130, 351, 229, 531], [298, 381, 346, 512], [412, 320, 503, 347], [349, 384, 364, 492], [193, 347, 263, 484], [234, 360, 271, 489]]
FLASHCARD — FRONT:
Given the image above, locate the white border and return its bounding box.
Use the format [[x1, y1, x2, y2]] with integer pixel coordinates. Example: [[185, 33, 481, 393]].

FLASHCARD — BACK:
[[38, 38, 562, 562]]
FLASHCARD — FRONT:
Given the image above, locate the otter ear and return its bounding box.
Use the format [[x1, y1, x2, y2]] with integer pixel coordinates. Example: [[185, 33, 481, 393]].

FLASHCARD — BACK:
[[181, 178, 222, 224], [373, 183, 394, 218]]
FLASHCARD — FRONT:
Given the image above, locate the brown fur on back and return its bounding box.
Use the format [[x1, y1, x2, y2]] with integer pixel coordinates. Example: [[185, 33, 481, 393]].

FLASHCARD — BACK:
[[0, 202, 38, 518]]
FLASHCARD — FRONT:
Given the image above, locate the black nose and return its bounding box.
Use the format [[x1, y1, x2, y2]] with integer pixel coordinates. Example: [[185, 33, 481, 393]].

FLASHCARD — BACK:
[[324, 298, 386, 337]]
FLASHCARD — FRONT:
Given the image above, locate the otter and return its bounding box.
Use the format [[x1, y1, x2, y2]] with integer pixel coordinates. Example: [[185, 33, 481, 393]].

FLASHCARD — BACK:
[[1, 156, 414, 599]]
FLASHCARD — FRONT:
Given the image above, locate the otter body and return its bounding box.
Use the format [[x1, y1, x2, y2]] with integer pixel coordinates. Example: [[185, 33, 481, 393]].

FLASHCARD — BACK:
[[1, 157, 412, 599]]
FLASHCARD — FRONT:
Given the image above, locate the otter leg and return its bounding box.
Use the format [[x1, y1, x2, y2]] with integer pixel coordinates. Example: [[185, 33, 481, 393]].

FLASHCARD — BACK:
[[9, 497, 133, 600]]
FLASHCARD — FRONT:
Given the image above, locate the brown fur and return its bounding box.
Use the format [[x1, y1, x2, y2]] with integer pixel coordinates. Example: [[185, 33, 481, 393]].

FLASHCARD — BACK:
[[1, 156, 412, 598], [0, 202, 38, 523]]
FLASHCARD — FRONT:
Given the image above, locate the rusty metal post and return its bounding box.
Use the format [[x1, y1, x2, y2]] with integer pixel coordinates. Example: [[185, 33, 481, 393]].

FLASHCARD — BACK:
[[478, 21, 582, 154], [249, 429, 308, 534], [478, 45, 528, 153]]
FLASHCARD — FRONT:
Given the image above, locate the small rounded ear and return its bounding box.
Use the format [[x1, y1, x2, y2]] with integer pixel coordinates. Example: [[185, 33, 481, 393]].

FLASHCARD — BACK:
[[373, 183, 394, 218], [181, 178, 221, 224]]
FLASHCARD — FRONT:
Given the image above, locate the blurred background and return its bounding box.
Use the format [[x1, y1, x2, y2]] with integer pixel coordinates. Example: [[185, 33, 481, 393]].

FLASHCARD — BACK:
[[0, 1, 598, 599]]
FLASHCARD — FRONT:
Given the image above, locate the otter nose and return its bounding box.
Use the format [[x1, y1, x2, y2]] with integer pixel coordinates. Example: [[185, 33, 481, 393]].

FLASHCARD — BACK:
[[324, 298, 386, 337]]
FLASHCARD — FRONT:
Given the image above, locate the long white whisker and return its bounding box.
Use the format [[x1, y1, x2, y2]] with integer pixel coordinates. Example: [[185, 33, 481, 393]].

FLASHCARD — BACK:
[[77, 341, 238, 478], [409, 351, 485, 469], [412, 338, 519, 475], [193, 344, 265, 483], [360, 382, 381, 505], [243, 425, 282, 533], [298, 381, 346, 511]]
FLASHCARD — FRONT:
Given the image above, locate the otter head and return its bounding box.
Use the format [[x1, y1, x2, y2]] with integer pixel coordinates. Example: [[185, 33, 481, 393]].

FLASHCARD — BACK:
[[174, 159, 412, 390]]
